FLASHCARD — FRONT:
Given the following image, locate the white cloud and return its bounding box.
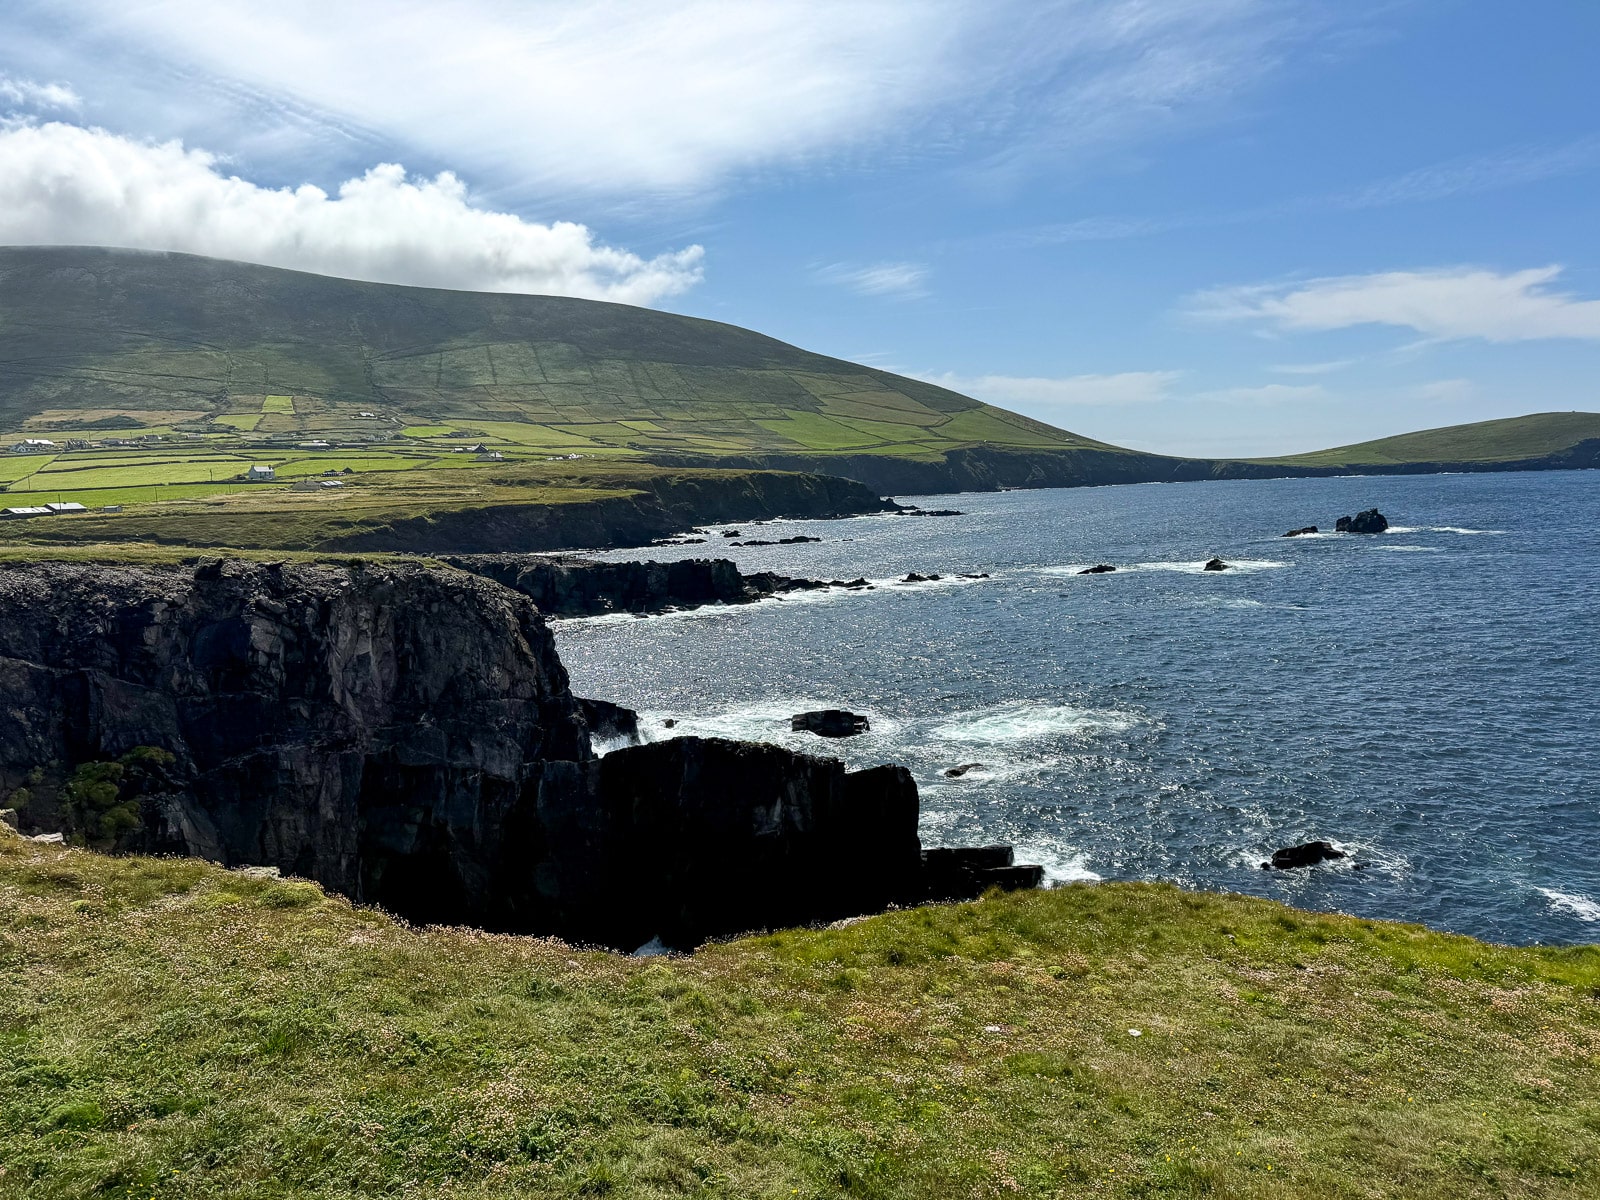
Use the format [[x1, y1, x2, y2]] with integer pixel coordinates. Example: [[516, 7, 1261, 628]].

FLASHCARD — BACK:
[[0, 121, 703, 303], [3, 0, 1352, 197], [1187, 383, 1328, 406], [816, 262, 930, 298], [918, 370, 1179, 409], [1267, 360, 1353, 375], [0, 75, 81, 111], [1190, 266, 1600, 343]]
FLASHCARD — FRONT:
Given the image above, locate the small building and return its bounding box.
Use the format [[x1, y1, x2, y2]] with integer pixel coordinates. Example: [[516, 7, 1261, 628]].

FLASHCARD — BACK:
[[320, 479, 345, 489], [102, 505, 123, 513], [296, 440, 331, 450], [45, 502, 87, 514], [245, 465, 276, 482], [1, 506, 50, 519], [9, 439, 55, 454]]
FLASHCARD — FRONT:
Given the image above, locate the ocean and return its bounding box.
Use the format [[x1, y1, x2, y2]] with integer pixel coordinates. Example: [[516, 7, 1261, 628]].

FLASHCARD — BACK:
[[555, 469, 1600, 945]]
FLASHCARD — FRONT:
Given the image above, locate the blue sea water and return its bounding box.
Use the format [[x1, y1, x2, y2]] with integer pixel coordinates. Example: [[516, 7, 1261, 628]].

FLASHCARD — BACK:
[[555, 470, 1600, 945]]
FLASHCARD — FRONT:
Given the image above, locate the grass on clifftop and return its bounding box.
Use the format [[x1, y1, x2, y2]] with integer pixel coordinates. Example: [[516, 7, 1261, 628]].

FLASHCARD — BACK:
[[2, 831, 1596, 1200]]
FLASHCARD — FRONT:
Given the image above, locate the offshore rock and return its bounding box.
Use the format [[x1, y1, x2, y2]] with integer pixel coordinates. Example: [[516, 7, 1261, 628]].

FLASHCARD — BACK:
[[1079, 564, 1117, 575], [1203, 558, 1229, 571], [1283, 526, 1319, 537], [1263, 841, 1348, 870], [791, 710, 872, 738], [1336, 509, 1389, 534]]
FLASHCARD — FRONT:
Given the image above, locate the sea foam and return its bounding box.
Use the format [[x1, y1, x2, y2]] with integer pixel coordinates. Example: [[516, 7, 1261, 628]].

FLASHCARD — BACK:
[[1538, 888, 1600, 922]]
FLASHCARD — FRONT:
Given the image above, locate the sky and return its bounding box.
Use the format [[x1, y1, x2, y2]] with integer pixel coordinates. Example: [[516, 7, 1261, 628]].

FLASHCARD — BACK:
[[0, 0, 1596, 457]]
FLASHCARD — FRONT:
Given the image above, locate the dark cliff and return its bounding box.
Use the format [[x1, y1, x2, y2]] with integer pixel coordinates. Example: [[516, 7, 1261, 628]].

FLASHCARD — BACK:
[[0, 559, 1032, 947]]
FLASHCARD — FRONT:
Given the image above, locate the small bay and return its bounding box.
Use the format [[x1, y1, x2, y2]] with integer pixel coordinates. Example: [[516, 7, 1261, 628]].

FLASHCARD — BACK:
[[557, 469, 1600, 945]]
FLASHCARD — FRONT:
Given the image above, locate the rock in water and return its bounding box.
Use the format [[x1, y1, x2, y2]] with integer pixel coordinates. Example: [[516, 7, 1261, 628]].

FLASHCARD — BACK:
[[577, 697, 640, 746], [1283, 526, 1319, 537], [943, 763, 983, 778], [1263, 841, 1348, 869], [791, 709, 871, 738], [902, 572, 942, 583], [1203, 558, 1229, 571], [1335, 509, 1389, 534], [1079, 564, 1117, 574]]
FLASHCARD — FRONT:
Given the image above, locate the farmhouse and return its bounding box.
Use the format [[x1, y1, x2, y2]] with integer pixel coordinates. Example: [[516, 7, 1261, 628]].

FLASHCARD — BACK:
[[245, 465, 276, 481], [9, 439, 55, 454]]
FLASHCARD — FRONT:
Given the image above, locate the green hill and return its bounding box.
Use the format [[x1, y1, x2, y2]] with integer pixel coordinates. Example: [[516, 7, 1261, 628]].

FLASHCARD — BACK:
[[1256, 412, 1600, 470], [0, 246, 1102, 462], [0, 248, 1594, 535]]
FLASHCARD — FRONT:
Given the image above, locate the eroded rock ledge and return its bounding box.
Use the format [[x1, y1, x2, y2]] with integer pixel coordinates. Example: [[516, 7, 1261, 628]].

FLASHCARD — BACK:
[[441, 553, 867, 619], [0, 559, 1038, 948]]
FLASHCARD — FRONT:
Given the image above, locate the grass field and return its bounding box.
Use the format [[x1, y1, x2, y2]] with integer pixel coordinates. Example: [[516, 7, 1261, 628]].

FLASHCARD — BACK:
[[1258, 412, 1600, 468], [1, 829, 1595, 1200], [0, 249, 1099, 467]]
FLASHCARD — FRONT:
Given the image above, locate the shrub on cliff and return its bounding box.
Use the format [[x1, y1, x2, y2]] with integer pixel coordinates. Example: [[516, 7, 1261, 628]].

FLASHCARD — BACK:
[[59, 747, 175, 851]]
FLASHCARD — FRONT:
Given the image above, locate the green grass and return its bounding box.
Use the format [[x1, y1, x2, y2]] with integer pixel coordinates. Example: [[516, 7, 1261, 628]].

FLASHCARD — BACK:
[[261, 396, 295, 414], [1259, 412, 1600, 468], [1, 830, 1595, 1199]]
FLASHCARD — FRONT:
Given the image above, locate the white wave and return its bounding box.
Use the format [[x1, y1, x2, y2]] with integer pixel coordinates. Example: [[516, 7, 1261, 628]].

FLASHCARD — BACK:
[[1373, 545, 1443, 553], [1013, 844, 1102, 885], [1384, 525, 1504, 536], [1040, 559, 1285, 577], [590, 733, 641, 756], [1538, 888, 1600, 922], [635, 699, 899, 751], [883, 571, 998, 592], [933, 702, 1139, 744]]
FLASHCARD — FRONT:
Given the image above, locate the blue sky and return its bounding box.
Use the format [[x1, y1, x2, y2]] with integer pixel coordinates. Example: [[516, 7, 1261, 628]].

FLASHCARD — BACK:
[[1, 0, 1595, 456]]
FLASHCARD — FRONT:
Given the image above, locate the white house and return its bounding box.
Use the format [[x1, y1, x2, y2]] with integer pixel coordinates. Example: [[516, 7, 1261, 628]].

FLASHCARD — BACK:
[[245, 465, 276, 481], [9, 439, 55, 454]]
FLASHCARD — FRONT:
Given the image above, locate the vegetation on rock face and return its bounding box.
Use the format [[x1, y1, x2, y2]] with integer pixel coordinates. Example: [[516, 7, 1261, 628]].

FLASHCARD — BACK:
[[1, 830, 1595, 1199], [57, 748, 175, 851]]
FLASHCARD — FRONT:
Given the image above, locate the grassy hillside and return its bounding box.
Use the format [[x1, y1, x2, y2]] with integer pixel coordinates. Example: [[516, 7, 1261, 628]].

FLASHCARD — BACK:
[[2, 829, 1596, 1199], [0, 246, 1102, 463], [1258, 412, 1600, 469]]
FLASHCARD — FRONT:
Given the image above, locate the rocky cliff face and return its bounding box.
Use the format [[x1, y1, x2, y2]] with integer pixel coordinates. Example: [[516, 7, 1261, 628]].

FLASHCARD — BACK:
[[0, 559, 589, 906], [0, 558, 1032, 948]]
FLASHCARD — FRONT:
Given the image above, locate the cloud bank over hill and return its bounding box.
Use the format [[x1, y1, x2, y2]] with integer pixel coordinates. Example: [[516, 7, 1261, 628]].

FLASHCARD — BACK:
[[0, 122, 703, 302], [1191, 266, 1600, 344]]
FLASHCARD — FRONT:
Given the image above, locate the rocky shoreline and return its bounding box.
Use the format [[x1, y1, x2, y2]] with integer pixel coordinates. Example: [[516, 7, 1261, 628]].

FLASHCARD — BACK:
[[440, 553, 873, 619], [0, 558, 1041, 950]]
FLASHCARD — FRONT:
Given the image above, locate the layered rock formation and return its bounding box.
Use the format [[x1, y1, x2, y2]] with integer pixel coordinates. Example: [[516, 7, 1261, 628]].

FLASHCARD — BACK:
[[0, 558, 1035, 948]]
